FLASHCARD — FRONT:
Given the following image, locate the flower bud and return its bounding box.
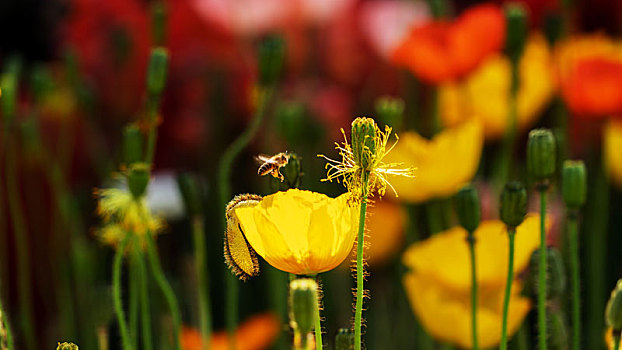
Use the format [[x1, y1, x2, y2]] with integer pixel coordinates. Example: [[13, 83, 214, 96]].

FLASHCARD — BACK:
[[374, 96, 404, 132], [258, 35, 285, 86], [527, 129, 556, 184], [351, 117, 378, 171], [454, 184, 481, 233], [499, 181, 527, 228], [335, 328, 354, 350], [504, 3, 528, 65], [127, 163, 150, 199], [280, 153, 303, 190], [606, 279, 622, 330], [177, 173, 203, 216], [146, 47, 169, 97], [122, 124, 143, 165], [562, 160, 587, 210], [528, 247, 566, 300], [57, 342, 79, 350], [289, 278, 318, 336]]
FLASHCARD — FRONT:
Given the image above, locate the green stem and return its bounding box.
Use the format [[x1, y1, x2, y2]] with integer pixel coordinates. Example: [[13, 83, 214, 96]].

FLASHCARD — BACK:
[[5, 137, 36, 350], [568, 215, 580, 350], [500, 227, 516, 350], [538, 190, 548, 350], [113, 237, 133, 350], [138, 248, 153, 350], [615, 334, 620, 350], [129, 251, 140, 350], [354, 171, 370, 350], [315, 287, 322, 350], [468, 233, 478, 350], [192, 216, 212, 349], [145, 98, 160, 165], [426, 200, 444, 235], [145, 232, 181, 350]]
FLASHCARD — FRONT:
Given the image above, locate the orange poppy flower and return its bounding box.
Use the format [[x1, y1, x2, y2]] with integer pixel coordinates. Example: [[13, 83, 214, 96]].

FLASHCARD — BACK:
[[555, 35, 622, 118], [182, 313, 281, 350], [391, 3, 505, 84]]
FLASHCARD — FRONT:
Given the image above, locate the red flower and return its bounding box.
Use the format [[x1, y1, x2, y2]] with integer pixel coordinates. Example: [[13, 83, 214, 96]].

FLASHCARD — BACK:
[[391, 3, 505, 84]]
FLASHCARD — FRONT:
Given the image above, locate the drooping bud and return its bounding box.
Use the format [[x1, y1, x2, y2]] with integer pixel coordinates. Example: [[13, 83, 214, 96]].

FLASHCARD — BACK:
[[127, 163, 150, 199], [528, 247, 566, 300], [527, 129, 556, 186], [57, 342, 79, 350], [335, 328, 355, 350], [258, 35, 285, 86], [177, 173, 203, 216], [122, 124, 143, 165], [504, 3, 528, 66], [499, 181, 527, 228], [606, 279, 622, 331], [374, 96, 405, 132], [351, 117, 378, 171], [562, 160, 587, 210], [289, 278, 318, 336], [454, 184, 481, 233], [146, 47, 169, 97]]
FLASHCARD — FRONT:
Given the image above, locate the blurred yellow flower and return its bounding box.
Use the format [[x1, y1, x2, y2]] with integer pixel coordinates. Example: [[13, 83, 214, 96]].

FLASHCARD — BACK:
[[402, 215, 548, 349], [382, 119, 483, 203], [231, 189, 359, 276], [604, 120, 622, 189], [365, 200, 407, 266], [440, 34, 554, 140]]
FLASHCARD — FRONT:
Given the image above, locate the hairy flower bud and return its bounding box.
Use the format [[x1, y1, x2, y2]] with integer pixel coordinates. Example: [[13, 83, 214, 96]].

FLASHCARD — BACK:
[[146, 47, 169, 96], [606, 279, 622, 331], [527, 129, 556, 184], [127, 163, 150, 199], [351, 117, 378, 171], [177, 173, 203, 216], [562, 160, 587, 210], [289, 278, 318, 336], [499, 181, 527, 228], [454, 184, 481, 233], [528, 247, 566, 300]]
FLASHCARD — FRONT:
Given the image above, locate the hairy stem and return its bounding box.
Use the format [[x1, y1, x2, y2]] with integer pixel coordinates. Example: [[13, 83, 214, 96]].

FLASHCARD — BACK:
[[568, 215, 580, 350], [500, 227, 516, 350], [354, 171, 370, 350], [539, 190, 548, 350]]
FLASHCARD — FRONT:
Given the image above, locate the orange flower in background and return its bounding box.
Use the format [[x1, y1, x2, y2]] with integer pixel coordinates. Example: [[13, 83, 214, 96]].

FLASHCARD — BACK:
[[382, 119, 484, 203], [555, 35, 622, 118], [182, 313, 281, 350], [440, 34, 555, 140], [365, 200, 407, 266], [392, 3, 505, 84]]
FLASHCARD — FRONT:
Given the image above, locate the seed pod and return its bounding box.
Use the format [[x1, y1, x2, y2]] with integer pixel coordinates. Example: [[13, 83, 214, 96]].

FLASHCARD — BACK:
[[499, 181, 527, 228], [527, 129, 556, 184], [562, 160, 587, 209], [289, 278, 318, 336], [454, 184, 481, 233], [351, 117, 378, 171]]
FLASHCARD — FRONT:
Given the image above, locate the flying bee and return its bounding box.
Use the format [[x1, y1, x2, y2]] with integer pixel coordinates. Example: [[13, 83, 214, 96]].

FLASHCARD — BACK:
[[256, 152, 289, 182]]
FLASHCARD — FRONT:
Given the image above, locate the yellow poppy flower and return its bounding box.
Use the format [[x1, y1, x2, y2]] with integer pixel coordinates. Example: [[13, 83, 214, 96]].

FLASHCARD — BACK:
[[604, 120, 622, 189], [229, 189, 359, 276], [439, 34, 554, 140], [365, 200, 407, 266], [382, 119, 483, 203], [402, 215, 548, 349]]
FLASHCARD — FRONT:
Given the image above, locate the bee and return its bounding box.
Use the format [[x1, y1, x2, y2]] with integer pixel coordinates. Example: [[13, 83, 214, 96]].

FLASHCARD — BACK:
[[256, 152, 289, 182]]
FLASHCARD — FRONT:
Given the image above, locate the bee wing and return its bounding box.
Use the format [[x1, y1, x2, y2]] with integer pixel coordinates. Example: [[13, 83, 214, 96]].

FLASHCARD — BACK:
[[255, 154, 271, 163]]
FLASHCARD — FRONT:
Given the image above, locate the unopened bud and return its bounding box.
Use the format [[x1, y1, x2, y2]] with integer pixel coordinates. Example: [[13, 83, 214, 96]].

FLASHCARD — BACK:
[[289, 278, 318, 336], [177, 173, 203, 216], [258, 35, 285, 86], [607, 280, 622, 331], [500, 181, 527, 228], [527, 129, 556, 185], [374, 96, 404, 131], [146, 47, 169, 96], [454, 184, 481, 233], [127, 163, 150, 199], [351, 117, 378, 171], [335, 328, 354, 350], [562, 160, 587, 210], [57, 342, 79, 350], [122, 125, 143, 165], [281, 153, 303, 189], [504, 3, 528, 65], [528, 247, 566, 300]]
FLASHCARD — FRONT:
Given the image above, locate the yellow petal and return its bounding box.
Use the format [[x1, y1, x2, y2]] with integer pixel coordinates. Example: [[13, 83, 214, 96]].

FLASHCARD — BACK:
[[384, 119, 483, 203], [605, 120, 622, 189]]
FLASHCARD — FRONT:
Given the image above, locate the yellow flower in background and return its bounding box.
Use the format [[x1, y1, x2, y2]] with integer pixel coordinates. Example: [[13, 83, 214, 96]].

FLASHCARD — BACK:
[[382, 119, 483, 203], [440, 34, 554, 140], [227, 189, 359, 277], [402, 215, 548, 349], [604, 120, 622, 189], [365, 200, 407, 267]]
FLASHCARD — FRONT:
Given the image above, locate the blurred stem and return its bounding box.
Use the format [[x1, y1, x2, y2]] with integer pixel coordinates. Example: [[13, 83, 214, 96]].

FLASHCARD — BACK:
[[538, 190, 548, 350], [513, 323, 529, 350], [192, 216, 212, 349], [354, 171, 370, 350], [217, 86, 274, 349], [145, 232, 181, 350], [5, 136, 36, 350], [113, 237, 133, 350], [431, 88, 441, 136], [568, 214, 580, 350], [554, 97, 569, 166], [500, 227, 516, 350], [426, 200, 444, 235], [138, 248, 153, 350], [145, 98, 160, 165], [129, 251, 140, 350], [468, 233, 478, 350], [494, 62, 519, 193], [0, 294, 14, 350]]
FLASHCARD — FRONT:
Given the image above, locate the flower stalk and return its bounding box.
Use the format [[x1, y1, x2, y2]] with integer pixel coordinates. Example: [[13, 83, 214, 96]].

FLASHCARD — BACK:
[[113, 237, 133, 350], [500, 227, 516, 350], [354, 170, 369, 350]]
